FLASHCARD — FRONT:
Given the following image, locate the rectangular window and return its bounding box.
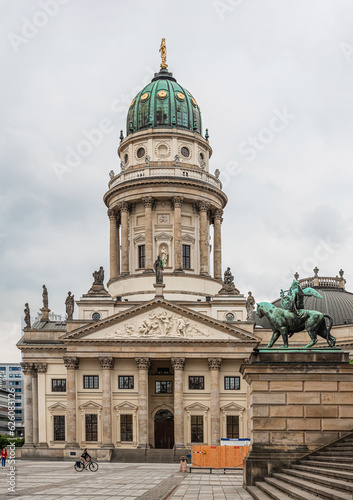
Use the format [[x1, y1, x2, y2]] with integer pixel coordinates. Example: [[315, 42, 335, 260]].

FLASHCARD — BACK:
[[54, 415, 65, 441], [14, 410, 22, 414], [224, 376, 240, 390], [118, 376, 134, 389], [226, 415, 239, 439], [52, 379, 66, 392], [191, 415, 203, 443], [83, 376, 99, 389], [14, 389, 21, 393], [120, 414, 133, 442], [189, 376, 204, 390], [85, 414, 98, 441], [155, 381, 173, 394], [182, 245, 191, 269], [9, 367, 21, 371], [138, 245, 145, 269]]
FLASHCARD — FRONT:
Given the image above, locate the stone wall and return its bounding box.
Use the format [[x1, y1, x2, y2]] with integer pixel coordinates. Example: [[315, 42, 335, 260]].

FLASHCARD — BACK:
[[240, 349, 353, 486]]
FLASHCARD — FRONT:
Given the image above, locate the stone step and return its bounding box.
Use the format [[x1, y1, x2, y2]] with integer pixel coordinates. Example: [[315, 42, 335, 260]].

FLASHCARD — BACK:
[[264, 476, 340, 500], [283, 468, 353, 493], [317, 450, 353, 455], [251, 482, 295, 500], [307, 455, 353, 463], [293, 464, 353, 481], [247, 485, 274, 500], [326, 446, 353, 451], [300, 460, 353, 472], [271, 472, 352, 500]]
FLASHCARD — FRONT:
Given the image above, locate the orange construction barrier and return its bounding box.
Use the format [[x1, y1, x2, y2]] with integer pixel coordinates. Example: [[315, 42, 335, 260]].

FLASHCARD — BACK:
[[191, 444, 249, 468]]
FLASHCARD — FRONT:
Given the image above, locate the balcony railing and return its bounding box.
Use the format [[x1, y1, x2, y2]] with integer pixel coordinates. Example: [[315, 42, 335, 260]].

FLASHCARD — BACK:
[[109, 166, 222, 190], [299, 276, 345, 289]]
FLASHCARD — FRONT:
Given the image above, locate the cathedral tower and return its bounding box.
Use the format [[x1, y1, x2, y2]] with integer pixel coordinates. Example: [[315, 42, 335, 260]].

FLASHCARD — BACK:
[[104, 45, 227, 302]]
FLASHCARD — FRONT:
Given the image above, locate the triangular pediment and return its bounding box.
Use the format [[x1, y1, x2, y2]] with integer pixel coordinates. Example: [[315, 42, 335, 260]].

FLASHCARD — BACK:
[[221, 402, 245, 412], [79, 400, 102, 411], [115, 401, 137, 411], [62, 298, 258, 344], [185, 402, 209, 412], [48, 402, 66, 411], [154, 232, 173, 241]]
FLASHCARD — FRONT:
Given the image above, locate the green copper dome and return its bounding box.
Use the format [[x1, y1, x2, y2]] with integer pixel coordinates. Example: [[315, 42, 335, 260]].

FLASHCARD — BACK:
[[126, 69, 202, 136]]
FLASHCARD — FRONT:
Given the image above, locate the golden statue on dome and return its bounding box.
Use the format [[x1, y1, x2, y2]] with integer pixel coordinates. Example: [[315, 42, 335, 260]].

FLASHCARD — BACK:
[[159, 38, 168, 69]]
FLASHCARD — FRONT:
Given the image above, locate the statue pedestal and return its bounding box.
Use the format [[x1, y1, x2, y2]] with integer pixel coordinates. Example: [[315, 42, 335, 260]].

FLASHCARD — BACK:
[[40, 307, 50, 322], [240, 348, 353, 487], [153, 284, 165, 297]]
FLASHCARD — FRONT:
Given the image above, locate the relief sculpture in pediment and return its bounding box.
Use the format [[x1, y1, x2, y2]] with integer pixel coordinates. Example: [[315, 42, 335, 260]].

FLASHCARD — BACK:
[[106, 313, 209, 339]]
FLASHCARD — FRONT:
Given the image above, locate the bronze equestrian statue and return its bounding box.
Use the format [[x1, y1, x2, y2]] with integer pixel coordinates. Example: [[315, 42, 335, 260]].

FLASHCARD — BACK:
[[257, 280, 335, 349]]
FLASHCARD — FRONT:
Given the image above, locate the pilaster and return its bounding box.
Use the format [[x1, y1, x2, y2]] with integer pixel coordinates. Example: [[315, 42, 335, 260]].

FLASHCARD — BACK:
[[208, 357, 222, 445]]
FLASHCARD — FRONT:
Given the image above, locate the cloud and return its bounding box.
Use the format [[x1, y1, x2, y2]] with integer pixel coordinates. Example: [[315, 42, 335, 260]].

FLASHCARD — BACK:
[[1, 0, 353, 360]]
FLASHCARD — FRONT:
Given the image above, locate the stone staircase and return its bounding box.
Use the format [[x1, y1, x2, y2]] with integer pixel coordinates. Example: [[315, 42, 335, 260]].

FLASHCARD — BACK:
[[247, 432, 353, 500]]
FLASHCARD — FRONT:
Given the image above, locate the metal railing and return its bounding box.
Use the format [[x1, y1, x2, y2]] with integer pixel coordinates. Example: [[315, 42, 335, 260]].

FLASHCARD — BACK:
[[109, 166, 222, 189]]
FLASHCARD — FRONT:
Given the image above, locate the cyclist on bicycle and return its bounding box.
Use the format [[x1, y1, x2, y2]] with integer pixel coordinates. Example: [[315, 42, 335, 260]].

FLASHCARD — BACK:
[[81, 448, 91, 470]]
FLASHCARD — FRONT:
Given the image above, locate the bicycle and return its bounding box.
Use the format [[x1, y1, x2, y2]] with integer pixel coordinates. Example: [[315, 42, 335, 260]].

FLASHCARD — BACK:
[[74, 458, 99, 472]]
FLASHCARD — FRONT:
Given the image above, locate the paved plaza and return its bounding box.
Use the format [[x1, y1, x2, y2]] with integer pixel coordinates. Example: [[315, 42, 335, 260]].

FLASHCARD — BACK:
[[0, 461, 253, 500]]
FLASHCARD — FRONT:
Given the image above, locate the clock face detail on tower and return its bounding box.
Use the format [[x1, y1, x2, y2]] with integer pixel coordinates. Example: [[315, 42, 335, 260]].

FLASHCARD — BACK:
[[158, 90, 168, 98], [141, 92, 149, 101], [181, 146, 190, 158], [176, 92, 185, 101]]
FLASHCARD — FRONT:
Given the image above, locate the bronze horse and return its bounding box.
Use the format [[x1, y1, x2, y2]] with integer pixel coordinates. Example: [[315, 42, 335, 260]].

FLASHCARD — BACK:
[[257, 302, 335, 349]]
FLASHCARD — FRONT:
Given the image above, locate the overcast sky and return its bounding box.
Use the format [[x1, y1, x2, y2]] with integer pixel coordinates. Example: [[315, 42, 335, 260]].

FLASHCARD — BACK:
[[1, 0, 353, 362]]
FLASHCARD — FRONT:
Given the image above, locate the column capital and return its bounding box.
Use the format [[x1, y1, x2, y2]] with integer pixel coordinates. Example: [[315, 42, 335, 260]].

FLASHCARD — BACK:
[[142, 196, 154, 208], [34, 362, 48, 373], [171, 358, 185, 370], [99, 356, 115, 369], [213, 208, 223, 221], [208, 358, 222, 370], [107, 209, 117, 220], [135, 357, 150, 370], [171, 196, 183, 208], [20, 362, 34, 375], [118, 201, 130, 213], [198, 201, 211, 212], [63, 356, 79, 370]]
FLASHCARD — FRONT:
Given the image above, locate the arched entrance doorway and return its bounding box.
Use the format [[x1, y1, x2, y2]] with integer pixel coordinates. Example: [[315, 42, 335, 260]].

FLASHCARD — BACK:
[[154, 409, 174, 449]]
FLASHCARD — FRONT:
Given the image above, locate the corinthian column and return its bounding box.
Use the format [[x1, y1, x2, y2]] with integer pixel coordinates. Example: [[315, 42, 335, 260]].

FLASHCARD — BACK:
[[99, 356, 115, 448], [172, 197, 183, 272], [108, 209, 120, 280], [142, 197, 154, 273], [32, 367, 38, 446], [63, 356, 79, 448], [213, 209, 223, 280], [199, 202, 210, 276], [208, 358, 222, 445], [21, 362, 34, 447], [135, 357, 150, 448], [171, 358, 185, 448], [120, 202, 129, 275], [35, 363, 48, 447]]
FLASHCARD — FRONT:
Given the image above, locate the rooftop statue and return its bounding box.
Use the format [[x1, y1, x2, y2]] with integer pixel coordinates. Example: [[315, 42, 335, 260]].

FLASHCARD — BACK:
[[154, 256, 164, 284], [159, 38, 168, 70], [65, 291, 75, 320], [218, 267, 239, 295], [257, 279, 336, 349], [42, 285, 48, 309], [93, 266, 104, 286], [24, 303, 31, 329]]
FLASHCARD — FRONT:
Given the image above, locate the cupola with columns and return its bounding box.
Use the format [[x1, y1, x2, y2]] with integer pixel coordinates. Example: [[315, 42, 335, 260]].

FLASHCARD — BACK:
[[104, 41, 227, 301]]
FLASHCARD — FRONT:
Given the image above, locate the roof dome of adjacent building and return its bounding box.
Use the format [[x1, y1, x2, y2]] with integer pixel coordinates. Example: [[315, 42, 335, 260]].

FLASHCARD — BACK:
[[126, 68, 202, 136], [255, 269, 353, 328]]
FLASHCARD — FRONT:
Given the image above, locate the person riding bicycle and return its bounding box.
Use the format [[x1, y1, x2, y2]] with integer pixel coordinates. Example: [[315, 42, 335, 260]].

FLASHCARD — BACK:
[[81, 448, 91, 470]]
